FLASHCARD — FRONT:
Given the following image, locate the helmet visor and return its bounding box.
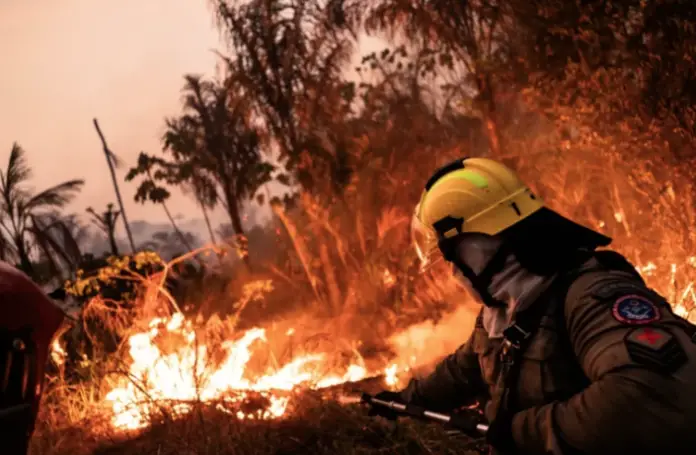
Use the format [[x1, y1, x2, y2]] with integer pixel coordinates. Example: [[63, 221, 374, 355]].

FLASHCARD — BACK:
[[410, 205, 442, 271]]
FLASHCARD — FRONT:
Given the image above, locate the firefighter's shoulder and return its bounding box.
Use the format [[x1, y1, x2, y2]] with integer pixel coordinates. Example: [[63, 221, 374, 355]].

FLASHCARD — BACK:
[[563, 268, 696, 380]]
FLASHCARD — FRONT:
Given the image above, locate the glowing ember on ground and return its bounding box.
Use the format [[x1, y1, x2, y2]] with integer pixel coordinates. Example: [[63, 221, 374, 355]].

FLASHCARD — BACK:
[[105, 313, 402, 430]]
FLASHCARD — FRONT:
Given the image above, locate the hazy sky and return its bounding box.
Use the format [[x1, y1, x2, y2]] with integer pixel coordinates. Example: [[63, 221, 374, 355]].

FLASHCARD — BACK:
[[0, 0, 224, 226], [1, 1, 384, 238]]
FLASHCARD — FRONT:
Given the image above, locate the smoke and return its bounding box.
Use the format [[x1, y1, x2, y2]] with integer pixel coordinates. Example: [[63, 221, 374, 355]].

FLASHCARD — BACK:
[[386, 303, 479, 374]]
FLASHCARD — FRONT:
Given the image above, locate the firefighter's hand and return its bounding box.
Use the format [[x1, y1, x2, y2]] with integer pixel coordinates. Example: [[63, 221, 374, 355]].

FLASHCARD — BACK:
[[367, 390, 403, 421]]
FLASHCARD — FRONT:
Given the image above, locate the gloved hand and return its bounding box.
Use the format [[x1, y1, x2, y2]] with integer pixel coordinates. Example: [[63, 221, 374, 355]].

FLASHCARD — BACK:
[[485, 412, 516, 454], [367, 390, 404, 421]]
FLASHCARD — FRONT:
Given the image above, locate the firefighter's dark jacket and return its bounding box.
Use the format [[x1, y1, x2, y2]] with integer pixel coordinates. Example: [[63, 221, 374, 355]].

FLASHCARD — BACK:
[[400, 252, 696, 454]]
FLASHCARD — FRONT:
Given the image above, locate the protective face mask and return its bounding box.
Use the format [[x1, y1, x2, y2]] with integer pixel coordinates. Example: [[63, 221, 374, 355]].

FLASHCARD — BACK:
[[483, 258, 547, 338], [452, 255, 523, 338], [450, 235, 549, 338]]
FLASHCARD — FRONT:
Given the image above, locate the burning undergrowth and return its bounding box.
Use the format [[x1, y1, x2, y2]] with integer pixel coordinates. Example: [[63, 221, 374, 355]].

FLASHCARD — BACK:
[[37, 249, 476, 451], [33, 116, 696, 455]]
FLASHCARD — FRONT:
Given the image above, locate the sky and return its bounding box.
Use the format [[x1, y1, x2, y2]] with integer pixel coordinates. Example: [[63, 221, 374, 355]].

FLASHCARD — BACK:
[[0, 0, 225, 228], [0, 0, 385, 241]]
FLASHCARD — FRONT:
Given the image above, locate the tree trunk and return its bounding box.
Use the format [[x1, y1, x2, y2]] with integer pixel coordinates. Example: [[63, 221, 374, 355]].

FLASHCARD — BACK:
[[223, 188, 250, 269], [108, 230, 120, 257], [160, 201, 194, 253], [16, 237, 35, 278], [200, 202, 217, 245], [93, 118, 137, 253]]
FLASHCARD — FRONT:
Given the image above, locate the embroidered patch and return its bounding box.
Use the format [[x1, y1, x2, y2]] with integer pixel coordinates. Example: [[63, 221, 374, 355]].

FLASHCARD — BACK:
[[625, 327, 686, 373], [612, 295, 661, 324]]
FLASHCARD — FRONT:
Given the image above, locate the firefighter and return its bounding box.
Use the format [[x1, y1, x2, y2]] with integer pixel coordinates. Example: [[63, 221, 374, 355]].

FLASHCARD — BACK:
[[0, 261, 66, 454], [368, 157, 696, 454]]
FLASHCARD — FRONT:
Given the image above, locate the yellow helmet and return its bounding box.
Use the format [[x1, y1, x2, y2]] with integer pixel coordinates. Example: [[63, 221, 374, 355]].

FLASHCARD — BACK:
[[412, 157, 544, 269]]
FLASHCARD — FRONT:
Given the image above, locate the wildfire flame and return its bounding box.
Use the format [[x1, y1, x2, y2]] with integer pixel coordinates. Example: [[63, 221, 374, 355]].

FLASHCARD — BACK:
[[50, 339, 67, 366], [52, 261, 695, 433], [104, 313, 402, 430]]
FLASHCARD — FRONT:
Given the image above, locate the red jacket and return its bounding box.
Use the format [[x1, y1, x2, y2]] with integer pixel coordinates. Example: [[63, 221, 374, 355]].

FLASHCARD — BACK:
[[0, 261, 65, 348], [0, 261, 65, 436]]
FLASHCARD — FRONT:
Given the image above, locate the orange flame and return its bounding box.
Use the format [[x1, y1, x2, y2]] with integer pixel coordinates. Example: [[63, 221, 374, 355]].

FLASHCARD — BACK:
[[104, 312, 400, 430]]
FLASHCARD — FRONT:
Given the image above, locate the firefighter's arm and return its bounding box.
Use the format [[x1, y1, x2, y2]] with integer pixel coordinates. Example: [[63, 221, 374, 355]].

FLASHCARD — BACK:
[[400, 329, 486, 412], [510, 274, 695, 454]]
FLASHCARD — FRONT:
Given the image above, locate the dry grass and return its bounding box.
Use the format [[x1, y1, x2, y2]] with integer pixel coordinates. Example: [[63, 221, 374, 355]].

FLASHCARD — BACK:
[[36, 390, 484, 455]]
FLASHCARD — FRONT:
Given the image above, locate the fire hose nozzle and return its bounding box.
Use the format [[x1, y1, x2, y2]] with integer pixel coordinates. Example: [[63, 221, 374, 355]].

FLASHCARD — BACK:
[[361, 393, 488, 435]]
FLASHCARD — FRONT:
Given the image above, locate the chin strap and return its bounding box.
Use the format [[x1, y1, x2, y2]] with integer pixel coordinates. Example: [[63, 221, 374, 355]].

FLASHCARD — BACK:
[[438, 235, 512, 307]]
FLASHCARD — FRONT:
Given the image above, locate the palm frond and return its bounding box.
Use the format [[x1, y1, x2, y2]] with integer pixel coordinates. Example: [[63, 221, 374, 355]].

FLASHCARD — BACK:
[[30, 215, 82, 272], [4, 143, 32, 194], [25, 179, 85, 211]]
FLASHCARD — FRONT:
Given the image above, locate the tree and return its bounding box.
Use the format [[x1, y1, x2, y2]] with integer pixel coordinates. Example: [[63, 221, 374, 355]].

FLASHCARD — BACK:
[[93, 118, 137, 253], [29, 211, 87, 282], [125, 153, 195, 253], [634, 0, 696, 147], [87, 203, 121, 256], [0, 143, 84, 278], [336, 0, 510, 157], [212, 0, 355, 192], [180, 176, 218, 245], [129, 74, 274, 266]]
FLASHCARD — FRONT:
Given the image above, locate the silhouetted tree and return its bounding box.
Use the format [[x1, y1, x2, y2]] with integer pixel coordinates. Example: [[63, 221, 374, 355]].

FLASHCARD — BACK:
[[0, 143, 84, 278], [125, 153, 194, 253], [129, 75, 274, 267], [92, 118, 136, 253], [87, 203, 121, 256], [335, 0, 510, 156], [212, 0, 355, 192]]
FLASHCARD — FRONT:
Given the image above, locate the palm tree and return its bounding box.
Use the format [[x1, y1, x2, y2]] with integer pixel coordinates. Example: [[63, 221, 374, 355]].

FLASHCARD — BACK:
[[93, 118, 137, 253], [87, 203, 121, 256], [0, 143, 85, 278], [30, 212, 87, 281]]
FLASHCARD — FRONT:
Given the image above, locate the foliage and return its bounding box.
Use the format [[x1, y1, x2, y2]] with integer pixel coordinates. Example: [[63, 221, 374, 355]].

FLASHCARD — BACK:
[[65, 251, 166, 306], [0, 143, 84, 280], [127, 75, 275, 244], [212, 0, 357, 194], [142, 230, 201, 260]]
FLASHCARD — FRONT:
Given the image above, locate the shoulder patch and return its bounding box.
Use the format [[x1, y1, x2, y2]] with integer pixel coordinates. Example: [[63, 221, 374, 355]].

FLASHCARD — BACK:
[[612, 295, 661, 324], [625, 327, 687, 373]]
